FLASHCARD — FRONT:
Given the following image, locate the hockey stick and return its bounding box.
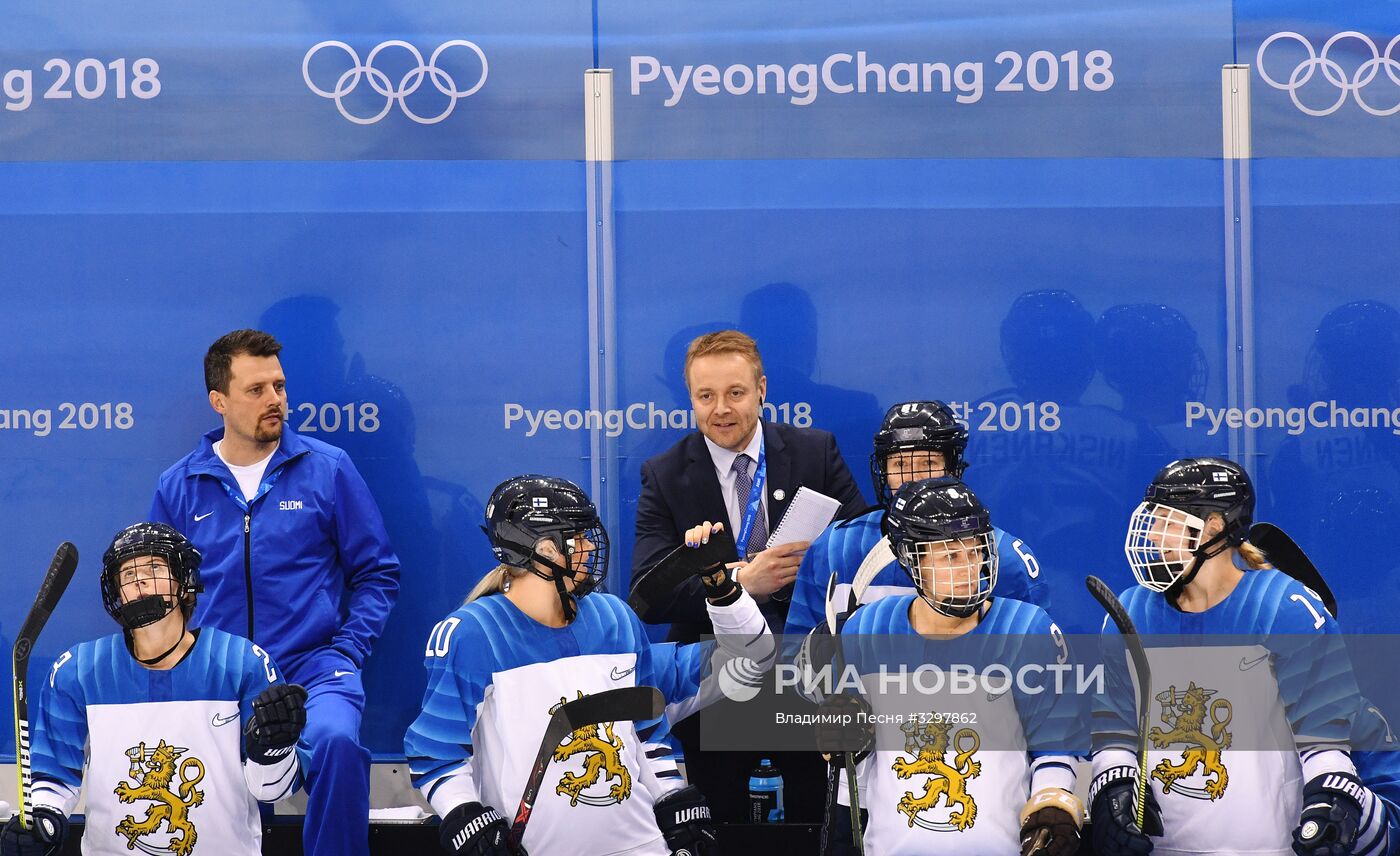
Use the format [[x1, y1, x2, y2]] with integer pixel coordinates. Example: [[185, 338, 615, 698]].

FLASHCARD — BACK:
[[628, 528, 737, 619], [822, 572, 865, 856], [1249, 523, 1337, 617], [848, 536, 895, 608], [508, 686, 664, 853], [1085, 575, 1152, 830], [13, 542, 79, 830]]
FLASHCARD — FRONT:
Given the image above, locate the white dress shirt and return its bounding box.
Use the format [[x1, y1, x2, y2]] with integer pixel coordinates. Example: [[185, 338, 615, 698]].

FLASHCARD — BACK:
[[702, 424, 769, 539]]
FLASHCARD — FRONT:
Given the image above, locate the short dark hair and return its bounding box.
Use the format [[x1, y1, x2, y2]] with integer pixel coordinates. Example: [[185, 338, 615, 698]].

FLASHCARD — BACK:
[[205, 329, 282, 393]]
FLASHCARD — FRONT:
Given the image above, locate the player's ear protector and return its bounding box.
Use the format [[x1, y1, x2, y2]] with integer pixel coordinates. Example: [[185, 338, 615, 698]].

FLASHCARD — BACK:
[[485, 520, 587, 621]]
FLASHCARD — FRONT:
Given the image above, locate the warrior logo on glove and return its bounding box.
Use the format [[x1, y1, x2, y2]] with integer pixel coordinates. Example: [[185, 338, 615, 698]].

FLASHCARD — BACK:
[[112, 739, 205, 856], [1147, 681, 1233, 801], [550, 692, 634, 807], [891, 717, 982, 831]]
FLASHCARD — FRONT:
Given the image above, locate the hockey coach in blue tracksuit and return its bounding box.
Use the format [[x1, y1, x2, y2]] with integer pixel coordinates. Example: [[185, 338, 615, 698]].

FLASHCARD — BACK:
[[149, 328, 401, 856]]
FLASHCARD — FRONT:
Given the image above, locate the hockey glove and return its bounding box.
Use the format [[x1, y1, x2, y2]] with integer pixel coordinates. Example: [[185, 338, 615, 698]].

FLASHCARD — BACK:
[[1019, 788, 1083, 856], [245, 683, 308, 764], [653, 785, 718, 856], [688, 535, 740, 607], [1, 807, 68, 856], [439, 802, 517, 856], [1089, 766, 1163, 856], [1292, 772, 1368, 856], [814, 692, 874, 764]]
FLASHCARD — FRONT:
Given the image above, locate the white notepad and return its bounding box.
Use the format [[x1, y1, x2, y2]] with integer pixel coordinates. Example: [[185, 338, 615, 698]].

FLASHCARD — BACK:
[[766, 486, 842, 547]]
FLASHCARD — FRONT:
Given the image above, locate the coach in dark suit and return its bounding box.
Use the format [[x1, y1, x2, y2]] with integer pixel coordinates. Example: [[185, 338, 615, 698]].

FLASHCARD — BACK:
[[630, 329, 865, 825], [632, 330, 865, 642]]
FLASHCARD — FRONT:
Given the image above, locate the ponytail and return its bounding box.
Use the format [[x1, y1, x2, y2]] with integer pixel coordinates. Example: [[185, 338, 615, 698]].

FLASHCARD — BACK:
[[1237, 540, 1271, 570], [464, 564, 521, 605]]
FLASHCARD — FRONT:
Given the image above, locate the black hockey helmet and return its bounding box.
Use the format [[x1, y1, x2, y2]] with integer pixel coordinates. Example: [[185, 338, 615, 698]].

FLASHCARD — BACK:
[[883, 477, 997, 618], [1125, 457, 1254, 593], [101, 522, 203, 631], [484, 475, 609, 620], [871, 401, 969, 507]]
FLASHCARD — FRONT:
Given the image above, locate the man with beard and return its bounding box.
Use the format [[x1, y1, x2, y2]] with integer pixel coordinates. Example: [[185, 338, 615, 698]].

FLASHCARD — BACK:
[[149, 329, 400, 856]]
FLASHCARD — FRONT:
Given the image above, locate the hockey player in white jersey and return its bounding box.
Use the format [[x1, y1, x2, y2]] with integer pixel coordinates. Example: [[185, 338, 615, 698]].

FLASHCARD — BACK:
[[786, 400, 1051, 642], [817, 477, 1085, 856], [405, 475, 771, 856], [1, 522, 304, 856], [1090, 458, 1371, 856]]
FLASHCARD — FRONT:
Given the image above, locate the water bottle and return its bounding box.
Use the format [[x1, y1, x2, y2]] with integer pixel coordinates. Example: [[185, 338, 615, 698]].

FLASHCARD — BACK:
[[747, 758, 785, 823]]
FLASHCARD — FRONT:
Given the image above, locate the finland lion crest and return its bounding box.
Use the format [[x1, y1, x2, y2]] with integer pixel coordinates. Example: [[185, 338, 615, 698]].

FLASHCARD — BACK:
[[551, 691, 633, 807], [112, 739, 205, 855], [891, 716, 981, 831], [1148, 681, 1233, 801]]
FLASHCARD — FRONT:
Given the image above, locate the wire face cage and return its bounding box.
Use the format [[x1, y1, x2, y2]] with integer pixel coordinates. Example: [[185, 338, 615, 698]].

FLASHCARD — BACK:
[[1124, 501, 1207, 592]]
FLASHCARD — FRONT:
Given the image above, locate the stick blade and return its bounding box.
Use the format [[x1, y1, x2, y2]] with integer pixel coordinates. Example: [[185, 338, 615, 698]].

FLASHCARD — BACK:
[[1250, 522, 1337, 617], [628, 530, 735, 619], [15, 542, 79, 662], [558, 686, 664, 733]]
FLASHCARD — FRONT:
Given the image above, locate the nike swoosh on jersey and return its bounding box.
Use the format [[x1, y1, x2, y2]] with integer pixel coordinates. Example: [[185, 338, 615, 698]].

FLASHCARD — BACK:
[[610, 666, 636, 680], [1239, 653, 1270, 671], [211, 711, 239, 727], [334, 670, 353, 678], [194, 512, 214, 522]]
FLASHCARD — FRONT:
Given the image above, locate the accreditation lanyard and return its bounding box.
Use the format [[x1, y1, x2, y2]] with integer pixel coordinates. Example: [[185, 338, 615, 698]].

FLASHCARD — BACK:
[[736, 445, 767, 558]]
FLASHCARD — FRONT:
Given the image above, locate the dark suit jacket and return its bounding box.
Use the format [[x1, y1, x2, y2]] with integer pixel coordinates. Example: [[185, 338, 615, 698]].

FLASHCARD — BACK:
[[631, 420, 865, 643]]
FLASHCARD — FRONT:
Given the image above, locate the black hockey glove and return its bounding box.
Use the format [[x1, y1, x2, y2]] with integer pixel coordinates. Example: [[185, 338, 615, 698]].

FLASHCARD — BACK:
[[815, 692, 874, 764], [1, 807, 68, 856], [689, 536, 741, 607], [1019, 788, 1084, 856], [245, 683, 308, 763], [439, 802, 518, 856], [653, 785, 718, 856], [1292, 772, 1367, 856], [1089, 766, 1164, 856]]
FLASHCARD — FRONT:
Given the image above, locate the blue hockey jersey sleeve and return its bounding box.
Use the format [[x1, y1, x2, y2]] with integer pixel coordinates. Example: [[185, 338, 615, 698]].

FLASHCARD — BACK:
[[993, 529, 1053, 615], [30, 648, 87, 810], [1266, 577, 1361, 777], [405, 614, 490, 812], [235, 639, 301, 802], [1007, 605, 1087, 761]]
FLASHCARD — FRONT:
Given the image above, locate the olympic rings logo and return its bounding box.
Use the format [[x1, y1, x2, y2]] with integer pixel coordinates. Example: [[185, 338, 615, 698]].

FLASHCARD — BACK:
[[1256, 31, 1400, 117], [302, 40, 488, 125]]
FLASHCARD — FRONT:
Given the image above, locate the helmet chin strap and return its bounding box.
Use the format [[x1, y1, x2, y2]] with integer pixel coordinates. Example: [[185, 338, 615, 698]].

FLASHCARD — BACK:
[[118, 594, 172, 630], [1166, 526, 1234, 604], [934, 600, 980, 619], [123, 598, 190, 666], [497, 534, 582, 623]]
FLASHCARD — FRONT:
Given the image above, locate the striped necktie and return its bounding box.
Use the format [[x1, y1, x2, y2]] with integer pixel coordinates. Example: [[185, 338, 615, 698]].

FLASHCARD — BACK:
[[732, 453, 768, 559]]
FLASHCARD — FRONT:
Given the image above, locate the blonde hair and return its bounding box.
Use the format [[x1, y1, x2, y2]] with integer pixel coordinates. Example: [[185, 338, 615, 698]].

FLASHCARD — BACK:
[[1196, 511, 1270, 570], [1237, 540, 1270, 570], [464, 564, 524, 605], [684, 330, 765, 388]]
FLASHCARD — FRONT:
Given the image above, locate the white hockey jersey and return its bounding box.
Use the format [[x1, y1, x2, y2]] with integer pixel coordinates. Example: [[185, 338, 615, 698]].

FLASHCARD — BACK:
[[1094, 572, 1361, 856], [406, 592, 692, 856], [30, 628, 299, 856], [837, 595, 1085, 855]]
